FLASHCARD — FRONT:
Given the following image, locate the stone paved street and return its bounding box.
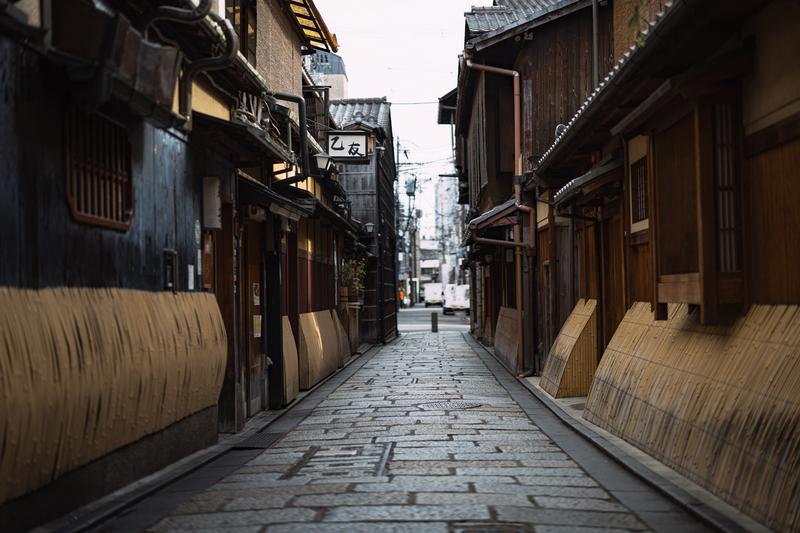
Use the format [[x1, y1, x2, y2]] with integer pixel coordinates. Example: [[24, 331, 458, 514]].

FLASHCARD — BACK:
[[107, 332, 708, 532]]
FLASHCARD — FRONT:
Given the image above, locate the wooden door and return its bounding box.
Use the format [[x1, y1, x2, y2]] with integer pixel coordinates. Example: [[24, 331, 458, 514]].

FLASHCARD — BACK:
[[286, 231, 299, 348], [537, 227, 553, 357], [602, 207, 626, 349], [216, 203, 239, 432], [243, 221, 265, 417]]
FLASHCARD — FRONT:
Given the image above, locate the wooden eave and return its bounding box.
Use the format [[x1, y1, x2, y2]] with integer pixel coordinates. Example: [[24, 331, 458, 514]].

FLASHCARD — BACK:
[[283, 0, 337, 53], [470, 0, 591, 52], [535, 0, 768, 178]]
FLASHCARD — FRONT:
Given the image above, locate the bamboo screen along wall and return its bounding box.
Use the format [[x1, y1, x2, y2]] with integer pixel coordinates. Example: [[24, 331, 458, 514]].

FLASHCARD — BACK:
[[0, 288, 227, 505], [584, 302, 800, 531], [540, 299, 598, 398]]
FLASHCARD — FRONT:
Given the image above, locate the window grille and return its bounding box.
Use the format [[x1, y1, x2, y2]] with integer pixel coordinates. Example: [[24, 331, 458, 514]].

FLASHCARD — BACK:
[[64, 107, 134, 230], [714, 102, 741, 273], [630, 157, 648, 224]]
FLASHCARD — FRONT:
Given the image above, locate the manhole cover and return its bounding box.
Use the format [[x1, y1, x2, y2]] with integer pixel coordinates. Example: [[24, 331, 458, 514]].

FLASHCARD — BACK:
[[418, 401, 482, 411]]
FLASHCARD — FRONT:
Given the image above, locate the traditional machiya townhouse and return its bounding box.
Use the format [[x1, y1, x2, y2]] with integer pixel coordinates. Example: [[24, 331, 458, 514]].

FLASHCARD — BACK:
[[445, 0, 616, 375], [533, 0, 800, 530], [0, 0, 355, 528], [330, 98, 399, 345], [208, 0, 358, 427]]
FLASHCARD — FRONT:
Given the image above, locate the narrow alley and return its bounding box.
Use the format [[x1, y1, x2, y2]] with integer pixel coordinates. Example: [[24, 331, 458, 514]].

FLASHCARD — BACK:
[[104, 330, 705, 532], [3, 1, 799, 531]]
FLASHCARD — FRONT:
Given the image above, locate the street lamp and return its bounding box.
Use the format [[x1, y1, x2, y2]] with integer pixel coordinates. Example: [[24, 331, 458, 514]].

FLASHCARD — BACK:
[[364, 222, 375, 235], [314, 152, 334, 174]]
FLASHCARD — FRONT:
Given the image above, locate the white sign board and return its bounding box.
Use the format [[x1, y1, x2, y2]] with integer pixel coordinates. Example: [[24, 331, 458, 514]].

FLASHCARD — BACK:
[[328, 131, 368, 159]]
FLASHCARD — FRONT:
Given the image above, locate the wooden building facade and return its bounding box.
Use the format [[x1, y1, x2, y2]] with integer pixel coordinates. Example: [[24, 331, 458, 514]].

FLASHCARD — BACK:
[[0, 0, 361, 528], [450, 0, 614, 374], [533, 0, 800, 530], [450, 0, 800, 528]]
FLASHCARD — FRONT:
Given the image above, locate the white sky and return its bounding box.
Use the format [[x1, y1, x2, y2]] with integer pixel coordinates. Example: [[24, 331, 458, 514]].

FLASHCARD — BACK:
[[314, 0, 491, 238]]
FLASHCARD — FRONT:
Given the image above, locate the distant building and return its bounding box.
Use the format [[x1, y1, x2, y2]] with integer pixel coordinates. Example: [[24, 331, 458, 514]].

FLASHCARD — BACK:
[[306, 51, 349, 100], [330, 98, 398, 343]]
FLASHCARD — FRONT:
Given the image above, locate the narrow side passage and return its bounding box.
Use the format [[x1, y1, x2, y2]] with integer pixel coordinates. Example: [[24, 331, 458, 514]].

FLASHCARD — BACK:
[[107, 332, 709, 532]]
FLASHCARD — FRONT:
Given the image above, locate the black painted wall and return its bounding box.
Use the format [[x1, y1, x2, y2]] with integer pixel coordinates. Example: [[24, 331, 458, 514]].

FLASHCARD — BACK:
[[0, 38, 201, 292]]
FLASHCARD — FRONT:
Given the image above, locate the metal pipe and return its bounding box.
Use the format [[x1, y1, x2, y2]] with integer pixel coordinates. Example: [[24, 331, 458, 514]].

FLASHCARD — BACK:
[[474, 237, 526, 248], [466, 59, 526, 374], [179, 12, 238, 132], [592, 0, 599, 88], [141, 0, 212, 34], [267, 92, 311, 186]]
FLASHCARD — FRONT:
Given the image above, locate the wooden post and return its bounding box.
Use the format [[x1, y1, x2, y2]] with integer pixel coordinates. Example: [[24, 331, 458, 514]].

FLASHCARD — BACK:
[[647, 133, 668, 320], [695, 100, 719, 324]]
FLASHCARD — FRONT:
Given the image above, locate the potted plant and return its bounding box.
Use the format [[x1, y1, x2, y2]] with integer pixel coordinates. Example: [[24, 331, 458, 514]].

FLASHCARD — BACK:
[[339, 257, 366, 304]]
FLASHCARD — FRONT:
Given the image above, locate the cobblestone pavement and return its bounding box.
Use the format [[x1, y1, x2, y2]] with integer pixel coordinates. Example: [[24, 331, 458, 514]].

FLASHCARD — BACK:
[[111, 332, 708, 532]]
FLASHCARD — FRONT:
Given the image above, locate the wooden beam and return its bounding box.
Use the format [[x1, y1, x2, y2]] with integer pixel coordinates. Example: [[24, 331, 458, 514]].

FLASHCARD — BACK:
[[657, 279, 701, 304], [695, 101, 718, 324], [744, 109, 800, 157], [610, 79, 674, 137], [647, 133, 667, 320]]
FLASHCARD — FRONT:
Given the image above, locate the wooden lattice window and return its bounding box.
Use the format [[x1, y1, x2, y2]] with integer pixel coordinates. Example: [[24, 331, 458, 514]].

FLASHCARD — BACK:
[[630, 157, 648, 225], [714, 101, 741, 273], [65, 107, 134, 230]]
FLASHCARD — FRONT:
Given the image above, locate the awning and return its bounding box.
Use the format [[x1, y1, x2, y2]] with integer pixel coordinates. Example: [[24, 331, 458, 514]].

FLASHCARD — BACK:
[[467, 199, 518, 230], [463, 199, 519, 246], [194, 113, 295, 163], [552, 157, 623, 207], [275, 186, 357, 235], [237, 174, 310, 221]]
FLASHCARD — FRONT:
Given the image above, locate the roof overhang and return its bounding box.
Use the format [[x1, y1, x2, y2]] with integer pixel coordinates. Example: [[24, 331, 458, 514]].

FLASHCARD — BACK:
[[534, 0, 768, 178], [463, 199, 519, 246], [552, 157, 623, 207], [194, 113, 295, 163], [283, 0, 338, 53], [291, 195, 358, 236], [438, 88, 458, 125], [237, 174, 310, 221], [468, 0, 589, 52]]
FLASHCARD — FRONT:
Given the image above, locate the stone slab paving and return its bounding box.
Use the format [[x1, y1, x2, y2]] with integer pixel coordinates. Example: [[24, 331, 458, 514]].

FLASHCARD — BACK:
[[109, 332, 710, 533]]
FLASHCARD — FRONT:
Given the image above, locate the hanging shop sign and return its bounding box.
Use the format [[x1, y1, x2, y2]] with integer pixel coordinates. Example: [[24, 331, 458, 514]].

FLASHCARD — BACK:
[[327, 131, 369, 161]]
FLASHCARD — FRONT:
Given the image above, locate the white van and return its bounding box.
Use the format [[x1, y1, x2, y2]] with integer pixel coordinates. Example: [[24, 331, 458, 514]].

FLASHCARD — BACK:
[[423, 283, 443, 307], [444, 284, 470, 314]]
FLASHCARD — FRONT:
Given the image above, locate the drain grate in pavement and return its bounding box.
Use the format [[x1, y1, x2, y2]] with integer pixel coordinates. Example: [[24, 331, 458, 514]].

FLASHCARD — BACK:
[[418, 401, 482, 411], [233, 432, 284, 450]]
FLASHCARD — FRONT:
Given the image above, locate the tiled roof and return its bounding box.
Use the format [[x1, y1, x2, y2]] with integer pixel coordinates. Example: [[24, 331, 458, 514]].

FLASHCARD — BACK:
[[465, 0, 570, 39], [329, 97, 391, 131]]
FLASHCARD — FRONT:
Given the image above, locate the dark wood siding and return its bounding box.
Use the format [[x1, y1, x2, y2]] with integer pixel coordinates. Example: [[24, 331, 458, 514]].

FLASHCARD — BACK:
[[745, 136, 800, 304], [517, 5, 614, 165], [654, 113, 698, 276], [0, 40, 199, 292]]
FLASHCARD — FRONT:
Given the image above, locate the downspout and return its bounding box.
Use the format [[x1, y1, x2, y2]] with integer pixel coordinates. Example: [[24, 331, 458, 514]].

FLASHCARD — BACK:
[[592, 0, 600, 88], [268, 92, 311, 186], [465, 59, 528, 375], [141, 0, 212, 35], [177, 11, 239, 132]]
